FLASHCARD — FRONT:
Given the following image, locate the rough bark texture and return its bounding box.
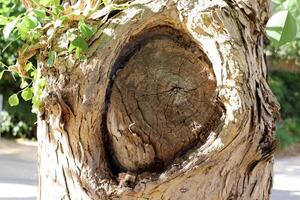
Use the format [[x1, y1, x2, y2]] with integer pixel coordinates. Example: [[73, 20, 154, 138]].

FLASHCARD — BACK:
[[37, 0, 280, 199]]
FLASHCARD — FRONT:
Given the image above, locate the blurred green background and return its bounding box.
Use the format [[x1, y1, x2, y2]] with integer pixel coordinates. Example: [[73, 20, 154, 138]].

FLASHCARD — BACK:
[[0, 0, 300, 150], [269, 71, 300, 149], [0, 0, 35, 138]]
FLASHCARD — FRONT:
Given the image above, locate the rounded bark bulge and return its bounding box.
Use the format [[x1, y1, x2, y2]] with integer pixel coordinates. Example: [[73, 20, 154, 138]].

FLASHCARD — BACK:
[[107, 27, 223, 172]]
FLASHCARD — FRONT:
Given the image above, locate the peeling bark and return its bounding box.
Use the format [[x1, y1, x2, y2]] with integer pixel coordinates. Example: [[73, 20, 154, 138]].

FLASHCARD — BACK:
[[37, 0, 280, 199]]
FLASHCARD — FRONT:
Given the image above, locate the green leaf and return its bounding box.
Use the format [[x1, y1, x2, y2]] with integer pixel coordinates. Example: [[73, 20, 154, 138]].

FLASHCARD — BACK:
[[71, 36, 89, 51], [31, 69, 38, 79], [296, 15, 300, 37], [53, 5, 64, 16], [17, 24, 29, 39], [75, 47, 82, 59], [31, 30, 41, 41], [25, 62, 34, 72], [17, 16, 39, 40], [68, 43, 76, 53], [0, 71, 4, 80], [285, 0, 300, 17], [23, 15, 39, 29], [79, 21, 94, 39], [32, 95, 42, 110], [103, 0, 112, 6], [3, 17, 19, 40], [18, 16, 38, 32], [66, 30, 72, 38], [34, 9, 46, 19], [47, 51, 57, 66], [39, 0, 60, 6], [8, 94, 19, 106], [0, 16, 9, 26], [266, 10, 297, 48], [21, 87, 33, 101], [59, 16, 68, 22], [75, 47, 86, 60], [36, 78, 46, 89]]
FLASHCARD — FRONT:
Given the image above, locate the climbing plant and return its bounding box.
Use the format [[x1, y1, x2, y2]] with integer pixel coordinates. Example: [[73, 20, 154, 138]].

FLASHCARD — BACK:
[[0, 0, 299, 112], [0, 0, 127, 112]]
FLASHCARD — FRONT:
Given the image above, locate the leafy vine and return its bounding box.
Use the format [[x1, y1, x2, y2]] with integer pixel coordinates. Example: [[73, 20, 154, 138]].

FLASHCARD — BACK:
[[0, 0, 127, 111], [1, 0, 299, 112]]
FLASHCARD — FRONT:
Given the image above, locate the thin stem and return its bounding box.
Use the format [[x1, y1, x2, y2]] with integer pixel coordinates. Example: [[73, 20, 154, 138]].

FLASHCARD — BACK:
[[0, 61, 9, 68], [30, 0, 55, 16]]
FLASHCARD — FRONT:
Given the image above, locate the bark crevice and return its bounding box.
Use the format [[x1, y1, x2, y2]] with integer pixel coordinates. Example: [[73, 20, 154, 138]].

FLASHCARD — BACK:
[[37, 0, 280, 199]]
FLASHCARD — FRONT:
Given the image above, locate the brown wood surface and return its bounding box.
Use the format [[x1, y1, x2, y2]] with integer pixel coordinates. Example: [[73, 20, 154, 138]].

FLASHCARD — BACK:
[[36, 0, 280, 199]]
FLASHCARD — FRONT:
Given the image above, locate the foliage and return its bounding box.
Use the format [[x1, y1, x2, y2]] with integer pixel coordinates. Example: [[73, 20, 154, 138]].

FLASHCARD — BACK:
[[0, 74, 36, 139], [0, 110, 12, 133], [266, 0, 300, 63], [0, 0, 35, 138], [0, 0, 25, 66], [0, 110, 32, 138], [266, 1, 300, 149], [276, 118, 300, 149], [269, 70, 300, 149], [269, 70, 300, 118], [0, 73, 36, 126], [267, 0, 300, 48], [0, 0, 127, 112], [266, 41, 300, 65]]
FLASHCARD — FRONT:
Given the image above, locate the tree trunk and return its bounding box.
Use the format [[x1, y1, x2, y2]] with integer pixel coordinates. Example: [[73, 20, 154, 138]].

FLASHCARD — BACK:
[[37, 0, 280, 199]]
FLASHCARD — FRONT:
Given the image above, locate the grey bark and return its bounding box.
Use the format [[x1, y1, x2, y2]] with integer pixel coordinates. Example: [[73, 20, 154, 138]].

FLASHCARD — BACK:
[[37, 0, 280, 199]]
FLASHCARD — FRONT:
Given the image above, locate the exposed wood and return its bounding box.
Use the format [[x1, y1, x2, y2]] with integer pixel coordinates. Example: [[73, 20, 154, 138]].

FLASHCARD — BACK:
[[107, 26, 223, 172], [36, 0, 280, 199]]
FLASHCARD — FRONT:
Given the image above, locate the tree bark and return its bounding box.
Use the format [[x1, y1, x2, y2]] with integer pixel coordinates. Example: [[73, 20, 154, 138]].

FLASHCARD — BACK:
[[37, 0, 280, 199]]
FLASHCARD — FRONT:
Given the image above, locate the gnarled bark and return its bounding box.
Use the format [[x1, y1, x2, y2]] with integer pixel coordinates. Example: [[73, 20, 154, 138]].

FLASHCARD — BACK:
[[37, 0, 280, 199]]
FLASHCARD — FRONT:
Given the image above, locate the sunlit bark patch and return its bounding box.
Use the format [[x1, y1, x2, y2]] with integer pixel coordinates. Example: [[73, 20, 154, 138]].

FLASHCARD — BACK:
[[107, 27, 223, 172]]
